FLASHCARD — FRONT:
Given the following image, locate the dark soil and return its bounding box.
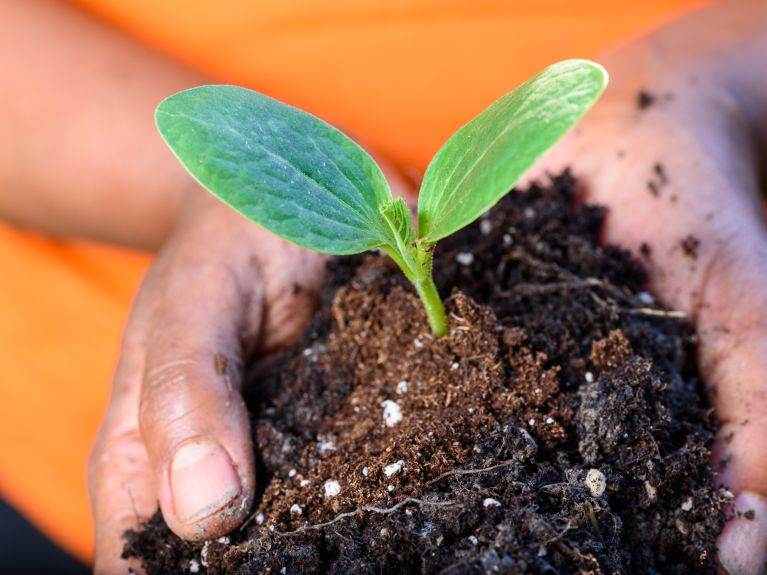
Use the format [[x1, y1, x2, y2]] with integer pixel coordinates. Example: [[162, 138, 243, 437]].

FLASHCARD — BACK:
[[124, 171, 727, 574]]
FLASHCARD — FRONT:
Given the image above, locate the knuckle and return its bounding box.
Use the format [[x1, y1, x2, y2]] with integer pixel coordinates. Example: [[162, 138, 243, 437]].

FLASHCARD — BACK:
[[139, 357, 235, 441], [138, 359, 198, 432]]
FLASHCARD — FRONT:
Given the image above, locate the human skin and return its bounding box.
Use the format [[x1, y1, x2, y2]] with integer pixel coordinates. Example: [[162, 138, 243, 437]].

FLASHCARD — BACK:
[[1, 1, 766, 574], [526, 2, 767, 573]]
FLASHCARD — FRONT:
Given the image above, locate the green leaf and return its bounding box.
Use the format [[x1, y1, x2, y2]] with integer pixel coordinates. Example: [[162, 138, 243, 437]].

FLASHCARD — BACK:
[[417, 59, 608, 243], [156, 85, 393, 255]]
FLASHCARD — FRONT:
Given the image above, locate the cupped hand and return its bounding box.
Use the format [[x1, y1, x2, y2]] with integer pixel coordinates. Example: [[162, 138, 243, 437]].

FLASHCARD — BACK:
[[88, 149, 415, 573], [87, 186, 327, 573], [526, 4, 767, 573]]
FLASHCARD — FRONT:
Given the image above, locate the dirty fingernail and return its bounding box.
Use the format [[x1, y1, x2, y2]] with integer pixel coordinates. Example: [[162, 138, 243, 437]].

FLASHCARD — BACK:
[[719, 491, 767, 575], [169, 438, 241, 524]]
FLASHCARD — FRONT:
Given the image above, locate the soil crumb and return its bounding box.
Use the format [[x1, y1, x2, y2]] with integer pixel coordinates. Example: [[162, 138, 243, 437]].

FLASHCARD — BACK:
[[637, 90, 656, 110], [124, 171, 726, 574], [681, 235, 701, 259]]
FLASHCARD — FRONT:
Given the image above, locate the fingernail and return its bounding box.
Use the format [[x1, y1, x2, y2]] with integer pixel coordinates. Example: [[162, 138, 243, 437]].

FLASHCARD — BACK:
[[169, 438, 241, 524], [719, 491, 767, 575]]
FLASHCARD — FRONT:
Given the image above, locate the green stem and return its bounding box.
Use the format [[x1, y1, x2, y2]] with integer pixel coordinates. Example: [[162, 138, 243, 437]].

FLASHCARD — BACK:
[[414, 274, 448, 336], [381, 242, 448, 336]]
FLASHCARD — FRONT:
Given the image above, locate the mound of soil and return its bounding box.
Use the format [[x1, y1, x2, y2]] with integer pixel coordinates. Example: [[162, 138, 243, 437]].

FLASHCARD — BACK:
[[124, 172, 727, 574]]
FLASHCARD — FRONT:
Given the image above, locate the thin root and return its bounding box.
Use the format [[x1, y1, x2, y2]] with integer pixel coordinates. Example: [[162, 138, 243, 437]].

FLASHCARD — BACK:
[[426, 460, 517, 486], [271, 497, 456, 536]]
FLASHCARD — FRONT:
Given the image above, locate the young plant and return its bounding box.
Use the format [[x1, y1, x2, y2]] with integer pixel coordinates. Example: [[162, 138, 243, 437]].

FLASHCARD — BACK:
[[155, 60, 607, 336]]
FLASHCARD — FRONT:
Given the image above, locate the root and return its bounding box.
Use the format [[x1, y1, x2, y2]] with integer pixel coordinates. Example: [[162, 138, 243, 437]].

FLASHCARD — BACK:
[[500, 248, 687, 319], [272, 497, 457, 536], [426, 459, 518, 486]]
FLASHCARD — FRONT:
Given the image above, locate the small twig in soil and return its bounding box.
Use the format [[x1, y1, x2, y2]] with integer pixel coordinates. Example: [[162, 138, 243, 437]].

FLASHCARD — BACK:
[[588, 287, 686, 319], [270, 497, 456, 536], [624, 307, 686, 319], [426, 460, 517, 485], [582, 501, 605, 546]]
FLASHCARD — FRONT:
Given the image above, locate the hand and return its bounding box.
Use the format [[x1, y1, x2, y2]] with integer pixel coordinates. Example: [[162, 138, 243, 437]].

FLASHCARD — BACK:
[[526, 3, 767, 573], [87, 149, 416, 573], [86, 186, 325, 573]]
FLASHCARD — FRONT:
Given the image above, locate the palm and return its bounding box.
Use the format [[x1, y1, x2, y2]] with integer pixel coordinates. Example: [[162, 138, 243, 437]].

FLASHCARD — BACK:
[[527, 44, 767, 574]]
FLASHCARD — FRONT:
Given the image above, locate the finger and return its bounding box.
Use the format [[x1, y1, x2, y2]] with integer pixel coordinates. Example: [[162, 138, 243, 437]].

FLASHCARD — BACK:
[[718, 492, 767, 575], [695, 244, 767, 575], [138, 247, 261, 541], [89, 318, 155, 575]]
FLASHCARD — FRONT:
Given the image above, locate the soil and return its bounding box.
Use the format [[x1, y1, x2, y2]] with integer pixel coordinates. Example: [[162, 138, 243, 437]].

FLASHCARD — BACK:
[[124, 171, 727, 574], [637, 90, 655, 110]]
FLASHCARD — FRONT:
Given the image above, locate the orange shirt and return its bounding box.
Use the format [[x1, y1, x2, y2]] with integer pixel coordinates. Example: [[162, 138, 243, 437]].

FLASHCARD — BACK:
[[0, 0, 707, 562]]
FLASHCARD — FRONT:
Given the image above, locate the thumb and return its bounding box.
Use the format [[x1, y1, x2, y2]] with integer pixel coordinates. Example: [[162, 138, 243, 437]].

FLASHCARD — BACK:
[[137, 257, 260, 540]]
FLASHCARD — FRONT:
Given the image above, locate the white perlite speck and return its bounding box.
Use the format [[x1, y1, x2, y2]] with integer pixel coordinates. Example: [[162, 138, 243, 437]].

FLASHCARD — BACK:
[[638, 291, 655, 304], [456, 252, 475, 266], [545, 417, 555, 425], [483, 498, 502, 508], [681, 497, 693, 512], [317, 435, 336, 453], [189, 559, 200, 573], [384, 460, 405, 477], [216, 536, 230, 545], [387, 484, 395, 492], [290, 503, 303, 515], [382, 400, 403, 427], [480, 219, 493, 236], [645, 481, 658, 502], [288, 469, 296, 478], [585, 371, 594, 383], [255, 513, 265, 525], [468, 535, 479, 545], [528, 418, 536, 426], [362, 466, 369, 477], [396, 380, 409, 394], [300, 479, 311, 487], [324, 480, 341, 497], [584, 468, 607, 498]]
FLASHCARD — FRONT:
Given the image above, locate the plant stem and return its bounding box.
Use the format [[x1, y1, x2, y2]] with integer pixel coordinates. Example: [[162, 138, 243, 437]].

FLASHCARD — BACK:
[[414, 274, 448, 336], [381, 238, 447, 336]]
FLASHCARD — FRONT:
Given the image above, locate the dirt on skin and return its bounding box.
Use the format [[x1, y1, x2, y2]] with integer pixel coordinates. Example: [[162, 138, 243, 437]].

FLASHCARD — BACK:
[[124, 171, 727, 574]]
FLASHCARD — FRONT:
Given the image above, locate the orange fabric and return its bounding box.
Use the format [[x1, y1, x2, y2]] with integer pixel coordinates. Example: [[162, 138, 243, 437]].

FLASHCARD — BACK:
[[0, 226, 151, 561], [1, 0, 707, 563]]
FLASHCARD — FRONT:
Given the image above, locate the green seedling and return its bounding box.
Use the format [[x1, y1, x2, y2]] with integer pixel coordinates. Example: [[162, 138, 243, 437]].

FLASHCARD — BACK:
[[156, 59, 607, 336]]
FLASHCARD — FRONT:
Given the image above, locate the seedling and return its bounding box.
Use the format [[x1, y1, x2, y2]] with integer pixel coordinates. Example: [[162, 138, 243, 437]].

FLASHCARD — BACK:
[[156, 60, 607, 336]]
